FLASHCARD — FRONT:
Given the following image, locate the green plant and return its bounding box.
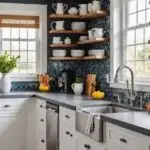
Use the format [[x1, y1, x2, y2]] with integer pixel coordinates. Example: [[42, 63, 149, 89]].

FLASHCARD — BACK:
[[0, 52, 20, 73], [75, 77, 83, 83]]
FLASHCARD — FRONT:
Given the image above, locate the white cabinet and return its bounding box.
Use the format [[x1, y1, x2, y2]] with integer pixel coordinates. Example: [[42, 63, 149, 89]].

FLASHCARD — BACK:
[[25, 98, 46, 150], [0, 98, 27, 150], [59, 107, 77, 150], [106, 144, 123, 150], [105, 122, 147, 150]]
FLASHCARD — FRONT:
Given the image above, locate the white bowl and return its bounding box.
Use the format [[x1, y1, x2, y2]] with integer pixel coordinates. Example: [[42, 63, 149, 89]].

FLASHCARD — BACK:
[[88, 49, 105, 58], [71, 22, 86, 31], [52, 50, 66, 57], [71, 50, 85, 57]]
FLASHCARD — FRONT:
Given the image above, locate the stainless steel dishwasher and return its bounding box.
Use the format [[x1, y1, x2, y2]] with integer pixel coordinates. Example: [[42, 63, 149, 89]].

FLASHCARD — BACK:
[[46, 102, 59, 150]]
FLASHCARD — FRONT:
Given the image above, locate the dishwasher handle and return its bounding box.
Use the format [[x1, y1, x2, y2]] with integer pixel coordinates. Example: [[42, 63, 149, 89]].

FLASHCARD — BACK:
[[46, 107, 57, 113]]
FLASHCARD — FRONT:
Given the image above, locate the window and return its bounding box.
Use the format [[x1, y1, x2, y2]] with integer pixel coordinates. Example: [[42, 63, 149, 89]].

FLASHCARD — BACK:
[[125, 0, 150, 79], [0, 3, 47, 81], [110, 0, 150, 91], [0, 15, 39, 74]]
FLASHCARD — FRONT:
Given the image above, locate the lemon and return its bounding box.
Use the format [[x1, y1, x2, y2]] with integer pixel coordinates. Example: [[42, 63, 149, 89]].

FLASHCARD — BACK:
[[92, 91, 105, 100]]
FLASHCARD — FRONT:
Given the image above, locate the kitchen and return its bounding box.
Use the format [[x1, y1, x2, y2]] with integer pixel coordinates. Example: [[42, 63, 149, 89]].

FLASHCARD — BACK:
[[0, 0, 150, 150]]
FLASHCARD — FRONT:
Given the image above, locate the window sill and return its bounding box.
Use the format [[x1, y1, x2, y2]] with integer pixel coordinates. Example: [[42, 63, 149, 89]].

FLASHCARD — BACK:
[[11, 76, 37, 82], [110, 82, 150, 92]]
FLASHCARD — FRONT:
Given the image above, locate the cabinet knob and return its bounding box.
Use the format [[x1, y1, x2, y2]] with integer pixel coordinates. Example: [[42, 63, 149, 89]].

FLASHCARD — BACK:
[[65, 131, 70, 135], [120, 138, 127, 143], [3, 104, 10, 108], [84, 144, 90, 149], [65, 115, 70, 118], [40, 119, 44, 122], [41, 139, 45, 143], [70, 133, 73, 137], [40, 105, 43, 108]]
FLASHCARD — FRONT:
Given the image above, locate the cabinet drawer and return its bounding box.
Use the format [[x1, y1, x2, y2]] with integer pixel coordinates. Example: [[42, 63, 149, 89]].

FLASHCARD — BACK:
[[0, 100, 26, 111], [59, 107, 75, 127], [106, 122, 142, 150]]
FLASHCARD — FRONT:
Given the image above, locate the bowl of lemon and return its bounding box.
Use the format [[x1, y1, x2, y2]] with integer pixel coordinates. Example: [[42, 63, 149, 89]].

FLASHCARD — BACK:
[[92, 91, 105, 100]]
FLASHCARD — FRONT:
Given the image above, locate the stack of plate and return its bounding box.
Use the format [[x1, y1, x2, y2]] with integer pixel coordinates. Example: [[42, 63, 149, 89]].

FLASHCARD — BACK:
[[52, 50, 66, 57], [88, 49, 105, 58], [71, 50, 85, 57]]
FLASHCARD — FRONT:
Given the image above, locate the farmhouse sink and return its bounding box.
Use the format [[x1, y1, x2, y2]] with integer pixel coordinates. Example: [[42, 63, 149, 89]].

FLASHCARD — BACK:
[[76, 103, 141, 142]]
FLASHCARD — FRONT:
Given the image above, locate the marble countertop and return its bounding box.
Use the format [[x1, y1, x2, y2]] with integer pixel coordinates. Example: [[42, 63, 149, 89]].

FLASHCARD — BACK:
[[0, 92, 150, 136], [0, 92, 111, 110]]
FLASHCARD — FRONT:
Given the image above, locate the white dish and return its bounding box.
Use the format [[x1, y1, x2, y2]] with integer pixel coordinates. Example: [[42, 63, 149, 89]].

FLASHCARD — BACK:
[[88, 49, 105, 58], [71, 22, 86, 31], [53, 50, 66, 57], [71, 50, 85, 57]]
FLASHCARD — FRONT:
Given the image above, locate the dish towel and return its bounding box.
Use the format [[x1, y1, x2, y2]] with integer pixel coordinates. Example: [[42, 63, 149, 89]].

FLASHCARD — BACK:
[[85, 113, 97, 135]]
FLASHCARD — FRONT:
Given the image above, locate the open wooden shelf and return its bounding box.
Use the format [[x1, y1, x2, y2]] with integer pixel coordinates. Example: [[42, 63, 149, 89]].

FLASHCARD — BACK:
[[49, 30, 88, 35], [49, 10, 109, 20], [77, 38, 109, 45], [49, 56, 108, 61], [49, 44, 77, 48]]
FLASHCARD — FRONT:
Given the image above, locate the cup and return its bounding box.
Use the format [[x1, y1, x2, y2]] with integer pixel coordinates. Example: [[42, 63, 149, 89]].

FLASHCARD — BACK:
[[71, 83, 83, 95], [88, 3, 93, 13]]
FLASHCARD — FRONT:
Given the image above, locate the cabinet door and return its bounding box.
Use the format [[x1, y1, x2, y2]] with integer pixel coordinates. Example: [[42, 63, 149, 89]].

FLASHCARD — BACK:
[[59, 121, 76, 150], [0, 113, 21, 150]]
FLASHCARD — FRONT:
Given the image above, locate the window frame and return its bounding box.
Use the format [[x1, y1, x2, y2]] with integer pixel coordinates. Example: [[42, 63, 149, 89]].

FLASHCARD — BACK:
[[0, 3, 47, 81], [110, 0, 150, 92]]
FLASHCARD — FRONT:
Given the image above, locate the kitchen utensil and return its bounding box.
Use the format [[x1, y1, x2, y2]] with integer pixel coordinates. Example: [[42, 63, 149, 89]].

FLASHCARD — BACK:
[[68, 7, 78, 15], [52, 3, 68, 15], [52, 49, 66, 57], [85, 74, 96, 96], [79, 4, 88, 16], [71, 83, 83, 95], [88, 49, 105, 58], [52, 37, 63, 44], [79, 36, 88, 42], [88, 3, 93, 13], [71, 22, 86, 31], [92, 0, 100, 12], [58, 69, 75, 93], [71, 49, 85, 57], [51, 21, 65, 30], [64, 37, 71, 44]]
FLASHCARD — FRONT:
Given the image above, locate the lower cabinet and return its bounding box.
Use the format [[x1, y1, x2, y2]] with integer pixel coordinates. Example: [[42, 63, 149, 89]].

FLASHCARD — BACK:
[[106, 144, 123, 150]]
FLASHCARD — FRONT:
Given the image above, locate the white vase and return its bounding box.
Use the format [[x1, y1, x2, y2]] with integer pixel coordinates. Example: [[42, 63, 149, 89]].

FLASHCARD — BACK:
[[0, 73, 11, 93]]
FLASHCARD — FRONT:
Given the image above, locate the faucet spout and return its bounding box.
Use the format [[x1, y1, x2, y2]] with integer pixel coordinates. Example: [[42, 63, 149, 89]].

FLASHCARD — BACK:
[[114, 65, 135, 106]]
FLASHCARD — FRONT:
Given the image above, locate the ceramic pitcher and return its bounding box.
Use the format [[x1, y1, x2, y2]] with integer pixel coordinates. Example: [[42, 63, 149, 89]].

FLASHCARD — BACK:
[[52, 3, 68, 15], [51, 21, 65, 30]]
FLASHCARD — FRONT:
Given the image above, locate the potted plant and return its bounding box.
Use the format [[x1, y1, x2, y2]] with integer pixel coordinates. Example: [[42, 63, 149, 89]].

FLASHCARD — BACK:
[[71, 76, 84, 95], [0, 52, 20, 93]]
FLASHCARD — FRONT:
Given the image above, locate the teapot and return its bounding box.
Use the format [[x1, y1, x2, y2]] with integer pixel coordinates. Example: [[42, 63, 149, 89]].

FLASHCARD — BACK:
[[68, 7, 78, 15], [52, 3, 68, 15], [79, 4, 88, 16]]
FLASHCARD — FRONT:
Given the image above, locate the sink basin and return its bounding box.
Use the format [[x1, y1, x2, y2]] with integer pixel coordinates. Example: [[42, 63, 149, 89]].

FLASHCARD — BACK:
[[81, 105, 131, 114], [76, 103, 137, 142]]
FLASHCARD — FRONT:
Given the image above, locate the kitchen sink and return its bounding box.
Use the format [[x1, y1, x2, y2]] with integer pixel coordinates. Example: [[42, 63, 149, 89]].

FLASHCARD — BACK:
[[76, 103, 141, 142]]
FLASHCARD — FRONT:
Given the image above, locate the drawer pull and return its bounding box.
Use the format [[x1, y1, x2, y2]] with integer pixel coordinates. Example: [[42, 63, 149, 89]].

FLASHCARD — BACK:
[[120, 138, 127, 143], [40, 105, 43, 108], [65, 131, 70, 135], [3, 104, 10, 108], [41, 139, 45, 143], [84, 144, 90, 149], [65, 115, 70, 118], [40, 119, 44, 122]]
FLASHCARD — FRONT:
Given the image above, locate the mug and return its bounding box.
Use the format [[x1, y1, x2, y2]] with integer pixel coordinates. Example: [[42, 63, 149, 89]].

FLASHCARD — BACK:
[[52, 3, 68, 15], [51, 21, 64, 30], [88, 3, 93, 13], [71, 83, 83, 95], [92, 28, 103, 38], [92, 0, 100, 12], [79, 4, 88, 15]]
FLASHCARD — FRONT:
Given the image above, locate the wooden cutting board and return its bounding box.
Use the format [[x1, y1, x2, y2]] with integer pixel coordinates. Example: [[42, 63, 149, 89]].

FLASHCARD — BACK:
[[85, 74, 96, 96]]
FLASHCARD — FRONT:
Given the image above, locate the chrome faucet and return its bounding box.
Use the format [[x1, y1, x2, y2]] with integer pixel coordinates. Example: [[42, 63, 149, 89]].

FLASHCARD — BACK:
[[114, 65, 135, 106]]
